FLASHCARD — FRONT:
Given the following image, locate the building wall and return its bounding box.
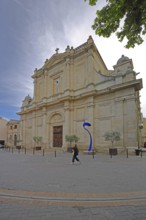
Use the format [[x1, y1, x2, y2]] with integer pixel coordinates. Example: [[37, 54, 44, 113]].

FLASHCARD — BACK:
[[0, 117, 8, 145], [143, 118, 146, 143], [18, 36, 143, 152], [6, 120, 20, 147]]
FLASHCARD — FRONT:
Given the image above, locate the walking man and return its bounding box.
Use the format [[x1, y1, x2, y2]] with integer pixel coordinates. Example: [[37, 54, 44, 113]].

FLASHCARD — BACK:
[[72, 144, 80, 164]]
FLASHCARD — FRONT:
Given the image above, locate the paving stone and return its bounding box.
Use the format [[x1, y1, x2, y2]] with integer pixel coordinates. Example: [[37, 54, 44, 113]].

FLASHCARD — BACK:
[[0, 150, 146, 219]]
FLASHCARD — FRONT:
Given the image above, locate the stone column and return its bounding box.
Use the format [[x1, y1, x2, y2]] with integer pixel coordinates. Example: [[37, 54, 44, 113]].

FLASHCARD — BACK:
[[86, 97, 94, 150], [22, 115, 26, 148], [44, 70, 48, 98], [87, 49, 94, 85], [122, 98, 127, 150], [64, 58, 70, 92], [32, 111, 36, 148], [64, 101, 70, 148], [33, 79, 37, 102], [42, 107, 47, 148], [126, 97, 138, 148]]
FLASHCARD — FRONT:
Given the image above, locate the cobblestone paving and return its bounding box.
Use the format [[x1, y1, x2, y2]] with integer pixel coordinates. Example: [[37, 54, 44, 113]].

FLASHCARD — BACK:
[[0, 149, 146, 219]]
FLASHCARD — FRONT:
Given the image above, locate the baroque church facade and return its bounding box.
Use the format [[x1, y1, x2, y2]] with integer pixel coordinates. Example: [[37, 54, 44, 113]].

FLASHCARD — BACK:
[[18, 36, 143, 152]]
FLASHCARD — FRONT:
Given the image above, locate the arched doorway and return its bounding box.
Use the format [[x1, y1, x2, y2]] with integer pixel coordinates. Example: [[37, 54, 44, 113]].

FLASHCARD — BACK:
[[49, 113, 63, 148], [53, 125, 63, 147]]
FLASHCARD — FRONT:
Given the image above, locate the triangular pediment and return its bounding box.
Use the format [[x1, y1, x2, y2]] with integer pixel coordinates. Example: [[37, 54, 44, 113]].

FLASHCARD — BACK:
[[43, 52, 66, 69]]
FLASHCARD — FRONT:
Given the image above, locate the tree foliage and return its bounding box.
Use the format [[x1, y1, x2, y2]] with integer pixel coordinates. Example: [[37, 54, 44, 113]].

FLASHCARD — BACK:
[[72, 135, 80, 143], [85, 0, 146, 48], [33, 136, 42, 144], [104, 131, 120, 148], [65, 135, 80, 147]]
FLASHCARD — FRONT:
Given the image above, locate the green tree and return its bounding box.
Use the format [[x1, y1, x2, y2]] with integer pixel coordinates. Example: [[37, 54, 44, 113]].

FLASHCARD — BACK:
[[65, 135, 80, 147], [65, 135, 74, 147], [85, 0, 146, 48], [72, 135, 80, 143], [33, 136, 42, 146], [103, 131, 120, 148]]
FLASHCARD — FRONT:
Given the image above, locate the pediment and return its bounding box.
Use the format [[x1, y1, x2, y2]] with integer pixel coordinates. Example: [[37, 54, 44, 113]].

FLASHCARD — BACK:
[[43, 53, 66, 69]]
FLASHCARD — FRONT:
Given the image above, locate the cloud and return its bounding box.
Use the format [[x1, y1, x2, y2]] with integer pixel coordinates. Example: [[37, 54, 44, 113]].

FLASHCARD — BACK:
[[0, 0, 145, 119], [13, 0, 32, 13]]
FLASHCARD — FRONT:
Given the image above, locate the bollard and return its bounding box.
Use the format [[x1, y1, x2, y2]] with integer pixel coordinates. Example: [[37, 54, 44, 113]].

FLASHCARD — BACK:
[[43, 149, 45, 156], [55, 150, 56, 158], [141, 149, 142, 158], [110, 152, 112, 158], [126, 149, 128, 158], [25, 148, 26, 154], [33, 148, 35, 155]]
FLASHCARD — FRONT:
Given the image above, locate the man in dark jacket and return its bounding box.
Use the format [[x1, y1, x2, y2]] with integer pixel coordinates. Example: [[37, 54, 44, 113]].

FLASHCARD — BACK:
[[72, 144, 80, 164]]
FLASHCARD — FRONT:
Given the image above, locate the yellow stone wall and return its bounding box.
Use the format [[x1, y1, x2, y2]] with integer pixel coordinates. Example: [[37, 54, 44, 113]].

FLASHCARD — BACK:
[[6, 120, 20, 147], [17, 36, 143, 152], [0, 117, 8, 144], [143, 118, 146, 143]]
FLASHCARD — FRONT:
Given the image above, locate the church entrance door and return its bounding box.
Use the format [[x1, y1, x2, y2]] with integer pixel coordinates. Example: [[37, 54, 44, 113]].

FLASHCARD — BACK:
[[53, 126, 63, 147]]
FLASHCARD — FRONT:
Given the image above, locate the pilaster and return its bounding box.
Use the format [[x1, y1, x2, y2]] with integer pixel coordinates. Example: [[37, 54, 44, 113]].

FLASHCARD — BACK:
[[64, 101, 71, 147]]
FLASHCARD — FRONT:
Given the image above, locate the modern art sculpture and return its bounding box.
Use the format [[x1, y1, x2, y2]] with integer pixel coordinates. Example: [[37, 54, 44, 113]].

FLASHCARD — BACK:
[[83, 121, 92, 152]]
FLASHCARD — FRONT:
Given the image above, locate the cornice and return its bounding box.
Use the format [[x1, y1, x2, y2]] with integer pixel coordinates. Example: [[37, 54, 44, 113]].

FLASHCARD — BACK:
[[18, 78, 142, 116], [32, 36, 108, 79]]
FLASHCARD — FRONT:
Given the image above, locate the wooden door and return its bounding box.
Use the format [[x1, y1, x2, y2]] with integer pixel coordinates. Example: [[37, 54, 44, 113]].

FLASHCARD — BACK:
[[53, 126, 63, 147]]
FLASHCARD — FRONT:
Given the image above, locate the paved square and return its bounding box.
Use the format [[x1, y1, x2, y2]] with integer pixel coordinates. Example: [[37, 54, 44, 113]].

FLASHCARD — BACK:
[[0, 149, 146, 219]]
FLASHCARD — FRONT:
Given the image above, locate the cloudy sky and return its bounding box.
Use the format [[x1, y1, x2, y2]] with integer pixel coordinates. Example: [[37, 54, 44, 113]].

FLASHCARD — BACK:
[[0, 0, 146, 120]]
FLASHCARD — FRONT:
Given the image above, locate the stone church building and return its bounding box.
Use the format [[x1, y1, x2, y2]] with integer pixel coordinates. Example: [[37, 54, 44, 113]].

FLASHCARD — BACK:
[[18, 36, 143, 152]]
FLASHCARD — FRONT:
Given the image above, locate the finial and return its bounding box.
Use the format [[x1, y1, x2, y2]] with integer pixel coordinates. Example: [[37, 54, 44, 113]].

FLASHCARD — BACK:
[[55, 48, 59, 54]]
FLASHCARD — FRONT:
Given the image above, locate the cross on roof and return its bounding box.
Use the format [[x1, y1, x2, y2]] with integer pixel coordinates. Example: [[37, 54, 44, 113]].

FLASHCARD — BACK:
[[55, 48, 59, 54]]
